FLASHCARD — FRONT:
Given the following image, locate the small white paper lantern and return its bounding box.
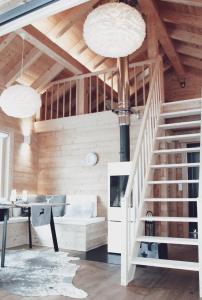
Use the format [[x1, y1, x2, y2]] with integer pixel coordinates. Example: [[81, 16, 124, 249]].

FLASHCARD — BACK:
[[0, 84, 41, 118], [83, 2, 146, 58]]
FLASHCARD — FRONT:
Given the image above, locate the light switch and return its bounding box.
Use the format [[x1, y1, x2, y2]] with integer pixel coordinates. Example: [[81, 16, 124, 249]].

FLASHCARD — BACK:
[[178, 183, 183, 191]]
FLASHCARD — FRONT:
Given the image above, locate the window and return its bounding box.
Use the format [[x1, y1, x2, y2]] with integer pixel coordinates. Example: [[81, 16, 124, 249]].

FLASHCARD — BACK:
[[0, 132, 10, 198]]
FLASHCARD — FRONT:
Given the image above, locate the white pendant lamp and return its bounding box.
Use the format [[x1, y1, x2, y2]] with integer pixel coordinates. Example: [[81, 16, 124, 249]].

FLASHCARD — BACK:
[[0, 35, 41, 118], [0, 84, 41, 118], [83, 2, 146, 58]]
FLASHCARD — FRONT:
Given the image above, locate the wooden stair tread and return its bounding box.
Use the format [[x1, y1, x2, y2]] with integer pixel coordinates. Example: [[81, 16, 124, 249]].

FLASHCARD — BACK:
[[131, 257, 199, 271], [153, 147, 200, 154], [156, 133, 200, 141], [150, 163, 199, 168], [140, 216, 198, 222], [159, 120, 201, 130], [136, 236, 198, 245], [147, 180, 199, 184], [160, 108, 201, 118], [145, 198, 198, 202], [162, 98, 202, 107]]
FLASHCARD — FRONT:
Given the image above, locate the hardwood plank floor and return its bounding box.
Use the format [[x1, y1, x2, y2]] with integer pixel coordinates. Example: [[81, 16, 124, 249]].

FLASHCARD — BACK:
[[0, 258, 199, 300]]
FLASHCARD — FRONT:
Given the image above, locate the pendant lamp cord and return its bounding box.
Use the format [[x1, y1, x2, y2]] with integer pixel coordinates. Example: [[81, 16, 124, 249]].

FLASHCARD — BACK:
[[20, 36, 25, 79]]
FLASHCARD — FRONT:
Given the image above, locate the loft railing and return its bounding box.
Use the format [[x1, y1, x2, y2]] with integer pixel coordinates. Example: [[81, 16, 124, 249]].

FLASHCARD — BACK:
[[39, 58, 156, 121], [121, 56, 164, 285]]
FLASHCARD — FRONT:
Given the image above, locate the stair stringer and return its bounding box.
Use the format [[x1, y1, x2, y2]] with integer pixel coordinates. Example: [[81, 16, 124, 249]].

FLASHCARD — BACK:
[[126, 112, 163, 284]]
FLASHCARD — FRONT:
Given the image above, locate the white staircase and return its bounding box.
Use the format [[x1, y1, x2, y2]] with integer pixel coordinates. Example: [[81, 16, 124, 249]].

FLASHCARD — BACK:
[[121, 57, 202, 297]]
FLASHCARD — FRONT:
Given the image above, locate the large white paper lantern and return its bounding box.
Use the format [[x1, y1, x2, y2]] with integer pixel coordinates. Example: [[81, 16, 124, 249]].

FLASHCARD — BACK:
[[0, 84, 41, 118], [83, 2, 146, 58]]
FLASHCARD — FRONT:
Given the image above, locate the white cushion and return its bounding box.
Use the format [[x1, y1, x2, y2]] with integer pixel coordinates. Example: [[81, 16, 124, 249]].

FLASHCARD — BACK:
[[65, 201, 94, 219], [66, 195, 97, 217]]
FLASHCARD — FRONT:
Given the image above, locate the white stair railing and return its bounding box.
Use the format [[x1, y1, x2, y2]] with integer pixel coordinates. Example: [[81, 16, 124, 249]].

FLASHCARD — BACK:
[[121, 55, 164, 285], [198, 100, 202, 297]]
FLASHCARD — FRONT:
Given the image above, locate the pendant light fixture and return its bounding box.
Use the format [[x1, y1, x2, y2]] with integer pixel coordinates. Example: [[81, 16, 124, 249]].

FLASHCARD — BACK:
[[0, 34, 41, 118], [83, 2, 146, 58]]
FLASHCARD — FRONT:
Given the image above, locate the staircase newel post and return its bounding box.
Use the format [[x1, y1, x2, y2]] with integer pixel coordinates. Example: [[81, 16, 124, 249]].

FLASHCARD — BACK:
[[121, 196, 129, 286], [198, 104, 202, 298]]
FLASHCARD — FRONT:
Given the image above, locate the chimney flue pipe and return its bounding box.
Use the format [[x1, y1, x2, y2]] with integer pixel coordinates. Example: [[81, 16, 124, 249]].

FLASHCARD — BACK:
[[117, 56, 130, 162]]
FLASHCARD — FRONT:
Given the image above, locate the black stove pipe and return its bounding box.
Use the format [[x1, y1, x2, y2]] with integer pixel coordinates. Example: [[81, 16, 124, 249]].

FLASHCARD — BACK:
[[117, 56, 130, 162]]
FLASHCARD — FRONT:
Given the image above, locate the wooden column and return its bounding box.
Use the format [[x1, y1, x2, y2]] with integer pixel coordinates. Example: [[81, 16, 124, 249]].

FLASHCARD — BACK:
[[147, 14, 159, 59], [76, 78, 88, 115]]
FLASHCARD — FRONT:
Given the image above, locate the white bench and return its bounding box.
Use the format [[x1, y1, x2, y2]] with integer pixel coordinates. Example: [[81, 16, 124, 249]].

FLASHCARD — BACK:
[[0, 217, 28, 248], [31, 217, 107, 251], [1, 195, 107, 252]]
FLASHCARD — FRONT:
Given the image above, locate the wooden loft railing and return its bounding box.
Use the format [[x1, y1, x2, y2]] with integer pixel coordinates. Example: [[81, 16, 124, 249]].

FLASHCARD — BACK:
[[39, 58, 156, 121]]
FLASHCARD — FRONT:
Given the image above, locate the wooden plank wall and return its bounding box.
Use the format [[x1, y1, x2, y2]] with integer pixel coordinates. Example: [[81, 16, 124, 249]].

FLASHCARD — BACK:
[[35, 111, 142, 217], [164, 69, 202, 101], [0, 110, 38, 194]]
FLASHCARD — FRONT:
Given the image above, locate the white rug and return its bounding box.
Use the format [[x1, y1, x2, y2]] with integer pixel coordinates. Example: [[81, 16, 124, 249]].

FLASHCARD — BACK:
[[0, 249, 88, 298]]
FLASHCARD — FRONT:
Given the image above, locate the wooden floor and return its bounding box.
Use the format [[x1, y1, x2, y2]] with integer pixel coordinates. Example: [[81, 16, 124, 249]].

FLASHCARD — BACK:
[[0, 257, 199, 300]]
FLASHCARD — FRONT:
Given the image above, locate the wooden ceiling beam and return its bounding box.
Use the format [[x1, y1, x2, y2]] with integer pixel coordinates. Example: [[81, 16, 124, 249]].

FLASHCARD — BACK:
[[161, 8, 202, 29], [170, 29, 202, 47], [32, 63, 64, 93], [5, 48, 42, 87], [180, 55, 202, 71], [139, 0, 185, 79], [146, 14, 159, 59], [17, 25, 89, 75], [0, 32, 16, 52], [50, 0, 100, 39], [77, 44, 88, 55], [93, 57, 108, 69], [160, 0, 202, 7], [176, 43, 202, 60]]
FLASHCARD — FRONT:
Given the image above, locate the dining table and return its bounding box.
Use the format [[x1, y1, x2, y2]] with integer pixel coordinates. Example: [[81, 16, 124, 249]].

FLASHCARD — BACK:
[[0, 202, 69, 267]]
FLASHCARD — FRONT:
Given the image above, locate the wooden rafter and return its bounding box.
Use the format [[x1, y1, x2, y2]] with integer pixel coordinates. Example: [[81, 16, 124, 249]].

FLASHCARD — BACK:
[[139, 0, 185, 79], [17, 25, 89, 75], [5, 48, 42, 87], [93, 57, 108, 69], [176, 44, 202, 60], [0, 33, 16, 52], [180, 55, 202, 71], [160, 0, 202, 7], [49, 0, 100, 39], [170, 29, 202, 47], [78, 44, 88, 55], [32, 63, 64, 93], [161, 8, 202, 29]]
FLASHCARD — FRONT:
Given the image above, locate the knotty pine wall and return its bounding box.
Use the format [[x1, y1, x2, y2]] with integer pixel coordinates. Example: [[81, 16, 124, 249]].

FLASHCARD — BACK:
[[0, 111, 38, 194], [165, 69, 202, 102], [35, 111, 142, 217]]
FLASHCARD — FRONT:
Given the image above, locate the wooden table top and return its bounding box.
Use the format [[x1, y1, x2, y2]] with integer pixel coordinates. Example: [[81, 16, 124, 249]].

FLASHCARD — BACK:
[[0, 203, 70, 209]]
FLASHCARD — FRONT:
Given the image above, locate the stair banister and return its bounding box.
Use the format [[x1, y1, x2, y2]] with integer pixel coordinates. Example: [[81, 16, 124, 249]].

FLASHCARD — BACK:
[[198, 100, 202, 298], [121, 55, 163, 285]]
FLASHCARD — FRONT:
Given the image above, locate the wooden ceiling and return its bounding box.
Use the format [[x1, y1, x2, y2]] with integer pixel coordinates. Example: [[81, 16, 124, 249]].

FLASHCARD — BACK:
[[158, 0, 202, 75], [0, 0, 201, 94]]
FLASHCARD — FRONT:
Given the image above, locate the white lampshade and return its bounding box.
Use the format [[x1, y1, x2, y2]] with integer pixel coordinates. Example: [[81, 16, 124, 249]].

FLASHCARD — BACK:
[[0, 84, 41, 118], [83, 3, 146, 58]]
